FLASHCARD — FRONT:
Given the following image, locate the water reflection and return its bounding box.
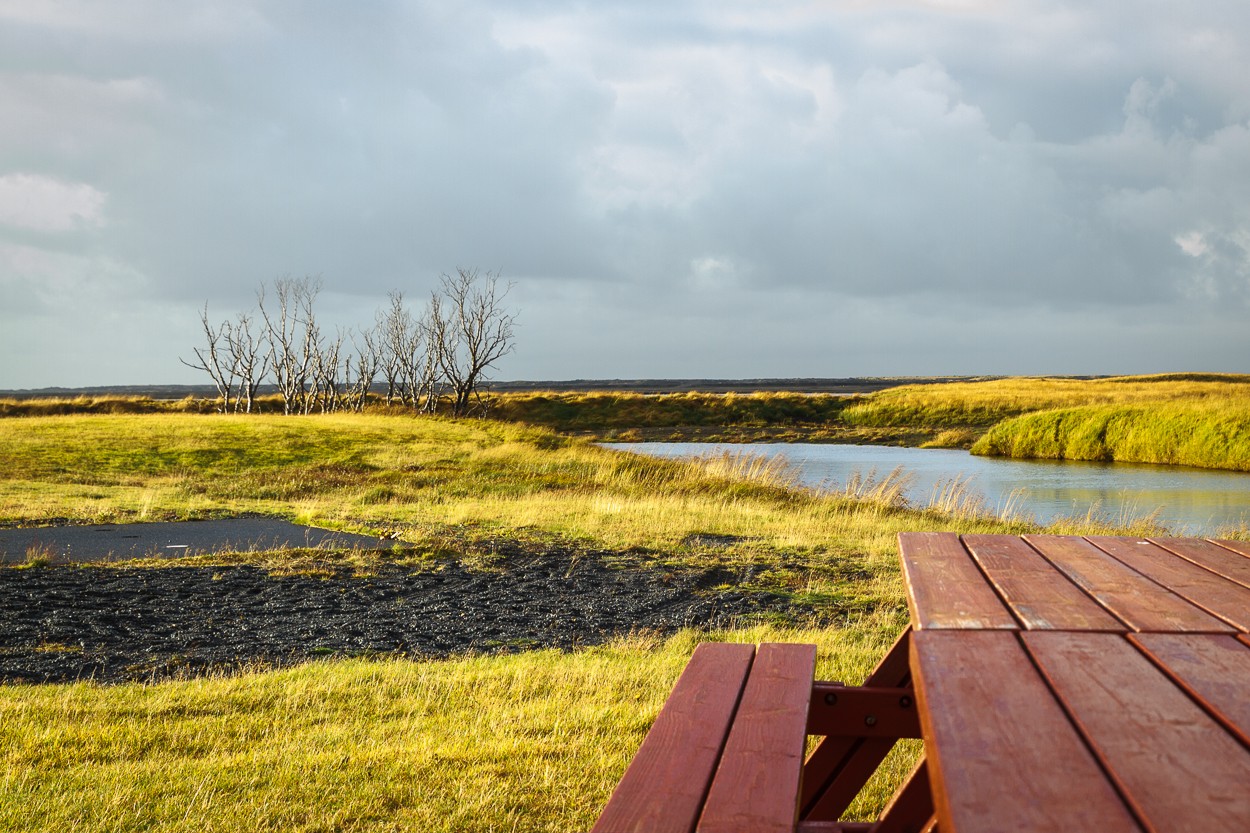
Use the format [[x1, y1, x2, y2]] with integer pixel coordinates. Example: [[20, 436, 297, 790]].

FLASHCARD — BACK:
[[605, 442, 1250, 534]]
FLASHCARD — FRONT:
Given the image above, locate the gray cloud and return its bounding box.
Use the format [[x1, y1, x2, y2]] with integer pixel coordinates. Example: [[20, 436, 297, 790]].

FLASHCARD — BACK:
[[1, 0, 1248, 387]]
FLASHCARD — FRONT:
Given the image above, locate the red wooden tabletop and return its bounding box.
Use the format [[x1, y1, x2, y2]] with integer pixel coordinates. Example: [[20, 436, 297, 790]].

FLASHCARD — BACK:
[[899, 532, 1250, 833]]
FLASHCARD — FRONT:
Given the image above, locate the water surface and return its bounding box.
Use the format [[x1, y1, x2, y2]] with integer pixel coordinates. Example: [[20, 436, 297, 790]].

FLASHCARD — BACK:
[[605, 442, 1250, 534]]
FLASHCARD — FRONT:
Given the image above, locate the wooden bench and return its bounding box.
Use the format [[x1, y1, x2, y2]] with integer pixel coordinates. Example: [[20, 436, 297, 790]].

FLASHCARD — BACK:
[[590, 639, 932, 833]]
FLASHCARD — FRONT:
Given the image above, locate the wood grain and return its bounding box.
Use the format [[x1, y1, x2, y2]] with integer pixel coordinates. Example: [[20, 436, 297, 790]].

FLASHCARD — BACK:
[[698, 643, 817, 833], [898, 532, 1017, 630], [911, 630, 1140, 833], [1151, 537, 1250, 590], [1022, 535, 1234, 632], [963, 534, 1126, 630], [1090, 536, 1250, 630], [592, 642, 754, 833], [1025, 631, 1250, 833], [1211, 538, 1250, 559], [1130, 632, 1250, 748]]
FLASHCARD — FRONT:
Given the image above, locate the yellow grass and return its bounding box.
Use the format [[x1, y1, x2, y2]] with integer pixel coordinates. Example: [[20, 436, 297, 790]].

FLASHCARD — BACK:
[[0, 408, 1187, 831], [0, 625, 912, 833]]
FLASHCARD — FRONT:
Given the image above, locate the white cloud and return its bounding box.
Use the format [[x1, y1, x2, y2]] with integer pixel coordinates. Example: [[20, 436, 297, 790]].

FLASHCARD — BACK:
[[1176, 231, 1208, 258], [0, 174, 106, 232]]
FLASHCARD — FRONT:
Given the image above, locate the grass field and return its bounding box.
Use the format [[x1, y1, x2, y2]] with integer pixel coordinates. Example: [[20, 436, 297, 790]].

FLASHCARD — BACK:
[[6, 373, 1250, 469], [480, 375, 1250, 469], [0, 390, 1234, 831]]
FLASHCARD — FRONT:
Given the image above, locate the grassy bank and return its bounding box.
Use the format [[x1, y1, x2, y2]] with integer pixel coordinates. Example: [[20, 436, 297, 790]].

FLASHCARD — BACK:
[[484, 375, 1250, 464], [971, 399, 1250, 471], [0, 409, 1167, 831], [0, 412, 1068, 594], [478, 390, 889, 443]]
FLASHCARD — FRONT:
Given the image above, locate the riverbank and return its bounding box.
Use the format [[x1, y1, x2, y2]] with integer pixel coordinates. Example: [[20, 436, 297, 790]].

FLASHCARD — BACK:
[[6, 374, 1249, 470], [972, 399, 1250, 471]]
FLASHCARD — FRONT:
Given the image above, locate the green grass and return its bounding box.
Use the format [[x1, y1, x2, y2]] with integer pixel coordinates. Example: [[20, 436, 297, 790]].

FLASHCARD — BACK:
[[1, 626, 912, 833], [0, 407, 1204, 831], [971, 400, 1250, 471], [479, 376, 1250, 465], [8, 373, 1250, 467]]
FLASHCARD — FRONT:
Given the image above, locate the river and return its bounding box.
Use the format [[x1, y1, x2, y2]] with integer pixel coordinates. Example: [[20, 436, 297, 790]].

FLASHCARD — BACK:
[[603, 442, 1250, 535]]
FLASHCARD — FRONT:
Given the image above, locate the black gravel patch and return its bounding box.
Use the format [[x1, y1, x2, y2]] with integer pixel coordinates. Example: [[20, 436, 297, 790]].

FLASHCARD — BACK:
[[0, 549, 805, 684]]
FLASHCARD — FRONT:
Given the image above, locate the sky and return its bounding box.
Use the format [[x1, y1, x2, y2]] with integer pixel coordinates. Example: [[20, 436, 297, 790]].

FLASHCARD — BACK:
[[2, 0, 1249, 388]]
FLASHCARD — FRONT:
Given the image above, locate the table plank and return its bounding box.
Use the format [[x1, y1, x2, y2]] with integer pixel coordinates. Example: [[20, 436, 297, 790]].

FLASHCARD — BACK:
[[1022, 535, 1235, 632], [910, 630, 1140, 833], [963, 534, 1127, 631], [698, 643, 817, 833], [1089, 536, 1250, 630], [592, 642, 755, 833], [1151, 537, 1250, 590], [898, 532, 1017, 630], [1130, 633, 1250, 748], [1024, 631, 1250, 833], [1212, 538, 1250, 559]]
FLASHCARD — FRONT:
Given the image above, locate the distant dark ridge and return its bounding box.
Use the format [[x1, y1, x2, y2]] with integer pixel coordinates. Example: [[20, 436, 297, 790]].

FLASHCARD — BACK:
[[0, 378, 1016, 399]]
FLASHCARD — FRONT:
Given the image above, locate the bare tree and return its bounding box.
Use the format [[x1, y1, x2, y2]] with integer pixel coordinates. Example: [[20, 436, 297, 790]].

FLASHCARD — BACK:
[[416, 301, 441, 413], [429, 268, 517, 417], [181, 303, 237, 413], [376, 290, 416, 405], [227, 311, 269, 413], [311, 328, 346, 413], [258, 276, 322, 415], [376, 290, 440, 411], [182, 270, 516, 418], [343, 327, 380, 412]]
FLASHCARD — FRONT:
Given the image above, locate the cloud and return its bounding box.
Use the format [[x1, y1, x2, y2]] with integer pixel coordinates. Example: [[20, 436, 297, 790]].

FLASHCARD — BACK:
[[2, 0, 1250, 386], [0, 174, 106, 232]]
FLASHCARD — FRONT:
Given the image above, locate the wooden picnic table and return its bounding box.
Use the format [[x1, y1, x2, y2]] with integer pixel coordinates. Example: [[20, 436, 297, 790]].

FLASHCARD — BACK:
[[592, 533, 1250, 832], [900, 532, 1250, 833]]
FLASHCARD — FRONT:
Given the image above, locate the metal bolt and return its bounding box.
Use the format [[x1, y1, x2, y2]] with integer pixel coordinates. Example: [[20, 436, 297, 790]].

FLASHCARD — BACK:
[[899, 695, 913, 709], [865, 715, 878, 727], [824, 692, 837, 706]]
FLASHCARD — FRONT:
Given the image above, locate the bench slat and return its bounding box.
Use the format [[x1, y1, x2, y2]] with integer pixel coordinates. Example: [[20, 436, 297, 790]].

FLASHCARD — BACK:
[[1023, 535, 1234, 632], [1129, 633, 1250, 748], [1090, 537, 1250, 630], [911, 630, 1141, 833], [963, 534, 1126, 631], [1024, 631, 1250, 832], [591, 642, 755, 833], [898, 532, 1016, 630], [697, 643, 817, 833]]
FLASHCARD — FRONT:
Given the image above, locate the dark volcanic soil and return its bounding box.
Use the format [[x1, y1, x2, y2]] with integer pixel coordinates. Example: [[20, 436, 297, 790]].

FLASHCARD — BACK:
[[0, 546, 804, 684]]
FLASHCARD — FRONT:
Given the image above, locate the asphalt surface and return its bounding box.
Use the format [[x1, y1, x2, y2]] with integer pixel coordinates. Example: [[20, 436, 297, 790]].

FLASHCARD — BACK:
[[0, 518, 390, 564]]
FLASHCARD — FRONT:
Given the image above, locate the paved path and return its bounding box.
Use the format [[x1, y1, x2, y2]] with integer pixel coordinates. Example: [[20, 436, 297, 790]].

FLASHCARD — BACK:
[[0, 518, 390, 563]]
